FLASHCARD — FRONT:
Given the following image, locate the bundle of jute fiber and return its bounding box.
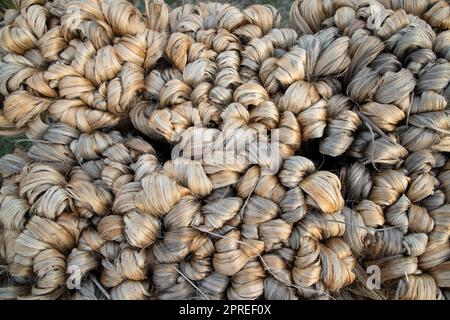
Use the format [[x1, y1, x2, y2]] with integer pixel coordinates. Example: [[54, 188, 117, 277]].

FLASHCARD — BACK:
[[0, 123, 222, 300], [131, 1, 410, 164], [144, 0, 447, 300], [0, 146, 88, 299], [288, 0, 450, 160], [0, 0, 449, 301], [0, 123, 168, 299], [289, 0, 450, 36], [343, 3, 450, 154], [0, 128, 358, 299], [66, 130, 163, 300], [130, 2, 285, 144], [0, 123, 90, 299], [0, 0, 172, 138], [331, 2, 449, 298], [0, 0, 70, 137], [339, 150, 450, 299], [293, 3, 450, 296], [130, 2, 364, 159], [144, 154, 351, 300]]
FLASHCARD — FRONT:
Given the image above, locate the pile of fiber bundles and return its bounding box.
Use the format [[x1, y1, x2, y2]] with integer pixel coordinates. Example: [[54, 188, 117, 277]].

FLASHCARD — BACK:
[[0, 0, 449, 300]]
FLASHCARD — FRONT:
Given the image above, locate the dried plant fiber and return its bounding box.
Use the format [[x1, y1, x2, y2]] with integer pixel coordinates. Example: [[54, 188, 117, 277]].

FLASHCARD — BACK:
[[0, 0, 449, 300]]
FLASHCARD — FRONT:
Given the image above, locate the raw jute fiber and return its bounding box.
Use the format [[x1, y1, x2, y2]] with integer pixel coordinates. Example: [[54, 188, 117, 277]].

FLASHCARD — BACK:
[[0, 0, 449, 300]]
